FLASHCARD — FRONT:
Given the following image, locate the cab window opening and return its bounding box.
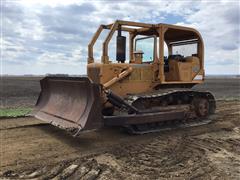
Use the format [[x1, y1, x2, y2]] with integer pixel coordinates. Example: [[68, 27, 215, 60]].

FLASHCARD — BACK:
[[135, 36, 156, 63]]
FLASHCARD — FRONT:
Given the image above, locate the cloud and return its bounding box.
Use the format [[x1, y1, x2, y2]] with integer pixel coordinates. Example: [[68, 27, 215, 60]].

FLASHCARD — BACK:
[[37, 47, 86, 66], [38, 4, 97, 35], [175, 1, 239, 73], [2, 0, 240, 75]]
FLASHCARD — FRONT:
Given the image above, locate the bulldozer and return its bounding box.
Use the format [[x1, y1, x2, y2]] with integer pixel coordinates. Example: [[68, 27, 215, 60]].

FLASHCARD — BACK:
[[33, 20, 216, 135]]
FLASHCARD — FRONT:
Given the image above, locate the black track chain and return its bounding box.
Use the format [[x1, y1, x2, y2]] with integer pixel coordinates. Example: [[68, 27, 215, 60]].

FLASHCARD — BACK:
[[125, 88, 215, 105], [123, 88, 216, 134], [125, 118, 212, 134]]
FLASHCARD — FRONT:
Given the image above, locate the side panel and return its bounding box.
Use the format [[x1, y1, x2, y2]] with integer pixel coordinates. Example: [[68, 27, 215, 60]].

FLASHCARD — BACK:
[[88, 63, 154, 97], [87, 62, 204, 97]]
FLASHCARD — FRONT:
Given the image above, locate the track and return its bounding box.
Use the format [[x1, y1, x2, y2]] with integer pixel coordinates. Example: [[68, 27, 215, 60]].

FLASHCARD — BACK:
[[126, 118, 213, 134], [0, 100, 239, 179], [121, 89, 216, 134]]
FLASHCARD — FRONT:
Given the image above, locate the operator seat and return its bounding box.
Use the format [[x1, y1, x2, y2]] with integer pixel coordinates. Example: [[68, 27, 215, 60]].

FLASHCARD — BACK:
[[168, 54, 192, 81]]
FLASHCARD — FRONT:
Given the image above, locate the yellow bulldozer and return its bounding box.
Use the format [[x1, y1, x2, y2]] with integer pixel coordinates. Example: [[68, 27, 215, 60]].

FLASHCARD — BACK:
[[33, 20, 216, 135]]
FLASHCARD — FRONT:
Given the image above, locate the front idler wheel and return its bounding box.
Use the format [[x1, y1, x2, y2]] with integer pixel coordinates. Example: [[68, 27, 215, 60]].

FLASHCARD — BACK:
[[193, 97, 210, 117]]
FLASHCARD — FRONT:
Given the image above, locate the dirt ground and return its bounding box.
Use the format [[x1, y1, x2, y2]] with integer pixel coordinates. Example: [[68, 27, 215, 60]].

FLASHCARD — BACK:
[[0, 77, 240, 179]]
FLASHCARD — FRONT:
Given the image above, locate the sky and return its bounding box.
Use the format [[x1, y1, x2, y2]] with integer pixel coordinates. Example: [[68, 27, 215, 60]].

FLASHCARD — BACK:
[[1, 0, 240, 75]]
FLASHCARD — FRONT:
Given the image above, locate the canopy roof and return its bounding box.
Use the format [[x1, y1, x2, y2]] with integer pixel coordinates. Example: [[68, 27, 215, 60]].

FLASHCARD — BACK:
[[103, 20, 202, 42]]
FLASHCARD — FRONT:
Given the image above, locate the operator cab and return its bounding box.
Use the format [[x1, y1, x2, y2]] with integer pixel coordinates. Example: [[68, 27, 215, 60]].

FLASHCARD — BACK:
[[88, 21, 204, 85], [128, 28, 202, 82]]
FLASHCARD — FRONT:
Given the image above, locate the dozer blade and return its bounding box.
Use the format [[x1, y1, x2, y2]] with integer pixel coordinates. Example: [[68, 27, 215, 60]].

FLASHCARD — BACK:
[[33, 76, 103, 135]]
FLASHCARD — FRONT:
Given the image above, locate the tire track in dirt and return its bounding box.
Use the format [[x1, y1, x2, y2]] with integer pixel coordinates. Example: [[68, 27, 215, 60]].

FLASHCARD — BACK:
[[2, 128, 239, 180]]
